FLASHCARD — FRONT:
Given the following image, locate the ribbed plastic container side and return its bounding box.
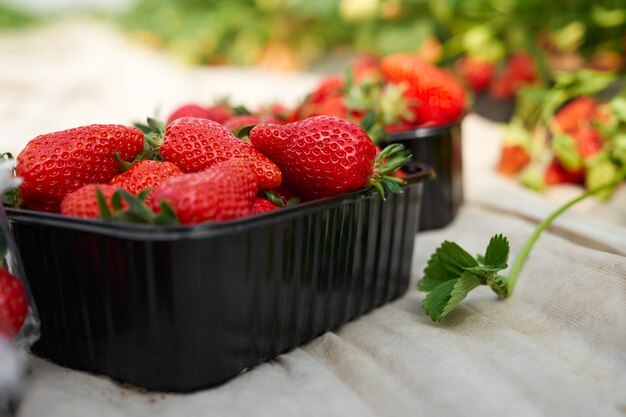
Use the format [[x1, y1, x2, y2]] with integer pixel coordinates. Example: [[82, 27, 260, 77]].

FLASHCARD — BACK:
[[9, 175, 425, 392]]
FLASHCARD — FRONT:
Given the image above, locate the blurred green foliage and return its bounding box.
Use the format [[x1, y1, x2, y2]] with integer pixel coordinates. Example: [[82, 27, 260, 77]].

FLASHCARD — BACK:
[[0, 3, 38, 30], [114, 0, 626, 69]]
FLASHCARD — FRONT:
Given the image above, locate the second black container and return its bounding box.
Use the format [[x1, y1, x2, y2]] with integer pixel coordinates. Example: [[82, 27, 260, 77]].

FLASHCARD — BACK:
[[385, 123, 463, 231]]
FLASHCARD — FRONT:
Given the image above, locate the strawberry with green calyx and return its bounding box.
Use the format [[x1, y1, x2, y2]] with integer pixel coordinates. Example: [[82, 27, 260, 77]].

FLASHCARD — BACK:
[[149, 159, 258, 224], [61, 183, 177, 224], [252, 198, 280, 214], [109, 160, 183, 204], [0, 267, 28, 339], [96, 188, 178, 225], [262, 190, 300, 208], [418, 170, 626, 322], [140, 117, 282, 190], [380, 53, 466, 127], [16, 124, 145, 213], [250, 116, 409, 201], [61, 184, 127, 219]]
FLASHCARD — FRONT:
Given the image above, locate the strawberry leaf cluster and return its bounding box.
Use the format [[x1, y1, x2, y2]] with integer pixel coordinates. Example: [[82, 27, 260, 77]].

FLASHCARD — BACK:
[[419, 235, 509, 321]]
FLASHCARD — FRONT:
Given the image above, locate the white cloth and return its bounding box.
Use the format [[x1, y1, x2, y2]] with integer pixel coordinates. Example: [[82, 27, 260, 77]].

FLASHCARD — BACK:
[[1, 19, 625, 417]]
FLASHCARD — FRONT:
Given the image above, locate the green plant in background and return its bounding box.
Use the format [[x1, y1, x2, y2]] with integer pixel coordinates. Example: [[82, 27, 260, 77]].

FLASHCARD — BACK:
[[0, 3, 38, 30], [112, 0, 626, 72]]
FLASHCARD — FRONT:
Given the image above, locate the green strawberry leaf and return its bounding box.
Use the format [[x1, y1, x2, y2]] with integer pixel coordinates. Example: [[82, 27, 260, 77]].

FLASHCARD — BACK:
[[422, 272, 481, 322], [96, 188, 113, 220], [264, 190, 286, 207], [419, 235, 511, 321], [360, 111, 378, 132], [418, 240, 478, 292], [232, 105, 251, 116], [116, 189, 157, 223], [234, 125, 256, 139], [133, 122, 152, 134], [483, 234, 510, 270], [154, 201, 179, 225]]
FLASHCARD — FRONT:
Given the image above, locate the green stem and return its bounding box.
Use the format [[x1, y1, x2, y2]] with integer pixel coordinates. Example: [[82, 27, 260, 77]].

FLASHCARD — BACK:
[[505, 178, 624, 296]]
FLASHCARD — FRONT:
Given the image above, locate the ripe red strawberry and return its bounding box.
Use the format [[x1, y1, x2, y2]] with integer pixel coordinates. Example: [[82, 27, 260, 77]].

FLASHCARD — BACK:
[[157, 117, 282, 190], [250, 116, 379, 200], [544, 160, 584, 185], [150, 159, 257, 224], [222, 115, 282, 132], [380, 53, 466, 126], [16, 125, 144, 212], [490, 52, 537, 99], [205, 104, 233, 124], [61, 184, 126, 219], [309, 76, 345, 104], [497, 145, 530, 176], [252, 198, 280, 214], [350, 54, 381, 83], [109, 160, 183, 204], [456, 56, 495, 92], [553, 97, 597, 134], [572, 127, 603, 158], [167, 103, 233, 125], [0, 268, 28, 339], [167, 104, 213, 124], [300, 95, 349, 119]]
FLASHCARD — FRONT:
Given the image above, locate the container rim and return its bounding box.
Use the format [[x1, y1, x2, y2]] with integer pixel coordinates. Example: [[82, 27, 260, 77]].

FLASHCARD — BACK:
[[387, 122, 460, 141], [6, 164, 434, 240]]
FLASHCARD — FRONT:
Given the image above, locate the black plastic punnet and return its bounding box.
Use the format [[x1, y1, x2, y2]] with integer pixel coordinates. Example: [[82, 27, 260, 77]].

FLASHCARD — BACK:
[[7, 165, 433, 392], [386, 124, 463, 230]]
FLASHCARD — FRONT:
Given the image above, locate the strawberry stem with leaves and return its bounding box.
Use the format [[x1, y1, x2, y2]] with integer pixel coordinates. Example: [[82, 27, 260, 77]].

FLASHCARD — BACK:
[[418, 172, 625, 322], [369, 143, 412, 199]]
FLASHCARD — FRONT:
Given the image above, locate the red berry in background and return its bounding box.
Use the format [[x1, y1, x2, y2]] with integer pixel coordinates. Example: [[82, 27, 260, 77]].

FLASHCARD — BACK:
[[544, 160, 585, 185], [553, 97, 598, 134], [222, 115, 283, 133], [16, 125, 144, 213], [497, 145, 531, 176], [490, 52, 537, 99], [150, 159, 258, 224], [456, 56, 495, 92], [350, 54, 381, 82], [308, 75, 345, 104], [0, 268, 28, 339], [158, 117, 282, 190], [167, 103, 233, 125], [250, 116, 377, 200], [380, 53, 467, 127], [299, 95, 349, 120], [252, 198, 280, 214], [572, 127, 603, 159], [110, 160, 183, 204], [61, 184, 126, 219], [167, 104, 213, 124], [205, 104, 233, 124]]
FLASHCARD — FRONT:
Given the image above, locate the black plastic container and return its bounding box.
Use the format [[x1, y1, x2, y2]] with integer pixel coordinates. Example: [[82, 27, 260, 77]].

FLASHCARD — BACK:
[[7, 166, 432, 392], [386, 124, 463, 230]]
